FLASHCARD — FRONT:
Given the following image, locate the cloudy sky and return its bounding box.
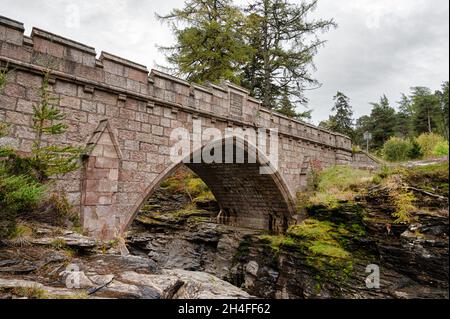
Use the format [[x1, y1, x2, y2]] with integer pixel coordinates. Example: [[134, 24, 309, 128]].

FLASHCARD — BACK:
[[1, 0, 449, 124]]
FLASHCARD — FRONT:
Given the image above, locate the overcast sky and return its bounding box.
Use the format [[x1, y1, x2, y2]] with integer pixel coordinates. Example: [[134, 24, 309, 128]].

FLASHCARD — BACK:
[[1, 0, 449, 124]]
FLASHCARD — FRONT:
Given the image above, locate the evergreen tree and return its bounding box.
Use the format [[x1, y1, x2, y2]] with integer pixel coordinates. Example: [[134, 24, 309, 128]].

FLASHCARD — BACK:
[[410, 86, 441, 135], [395, 93, 414, 139], [31, 72, 84, 180], [243, 0, 336, 116], [353, 115, 372, 147], [367, 95, 397, 150], [157, 0, 250, 84], [326, 92, 354, 138], [435, 81, 449, 139], [276, 86, 312, 120]]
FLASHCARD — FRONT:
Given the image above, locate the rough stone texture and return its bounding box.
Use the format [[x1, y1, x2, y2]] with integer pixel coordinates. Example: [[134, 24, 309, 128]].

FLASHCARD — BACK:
[[0, 15, 370, 240], [162, 269, 253, 299]]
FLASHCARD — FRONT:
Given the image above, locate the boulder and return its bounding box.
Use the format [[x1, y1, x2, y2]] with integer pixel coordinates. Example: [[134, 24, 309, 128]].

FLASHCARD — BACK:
[[162, 269, 253, 299], [119, 271, 183, 299]]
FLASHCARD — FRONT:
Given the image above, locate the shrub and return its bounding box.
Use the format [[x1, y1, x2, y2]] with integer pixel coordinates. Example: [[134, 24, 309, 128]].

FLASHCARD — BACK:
[[408, 140, 424, 160], [433, 140, 449, 157], [307, 159, 323, 191], [416, 133, 446, 158], [382, 137, 412, 162], [0, 164, 45, 238]]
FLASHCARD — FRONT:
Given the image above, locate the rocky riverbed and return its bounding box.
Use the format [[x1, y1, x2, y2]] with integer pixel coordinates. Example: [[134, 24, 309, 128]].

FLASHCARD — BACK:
[[0, 163, 448, 299]]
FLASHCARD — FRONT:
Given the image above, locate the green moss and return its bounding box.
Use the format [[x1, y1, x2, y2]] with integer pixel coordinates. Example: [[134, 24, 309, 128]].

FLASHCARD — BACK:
[[259, 235, 294, 253], [288, 219, 335, 240], [308, 242, 350, 259]]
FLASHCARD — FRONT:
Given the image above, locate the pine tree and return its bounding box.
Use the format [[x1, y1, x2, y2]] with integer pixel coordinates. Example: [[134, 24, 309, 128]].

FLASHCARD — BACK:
[[395, 93, 414, 139], [410, 86, 441, 135], [31, 72, 84, 180], [243, 0, 336, 115], [276, 87, 312, 120], [435, 81, 449, 140], [157, 0, 251, 84], [368, 95, 397, 150], [326, 92, 354, 138]]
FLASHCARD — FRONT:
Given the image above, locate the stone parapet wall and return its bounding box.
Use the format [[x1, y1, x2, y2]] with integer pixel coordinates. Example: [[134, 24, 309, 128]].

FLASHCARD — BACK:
[[0, 15, 351, 152]]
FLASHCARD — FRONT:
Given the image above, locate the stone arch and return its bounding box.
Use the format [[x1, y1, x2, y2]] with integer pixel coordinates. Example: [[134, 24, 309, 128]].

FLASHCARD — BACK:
[[124, 136, 297, 234]]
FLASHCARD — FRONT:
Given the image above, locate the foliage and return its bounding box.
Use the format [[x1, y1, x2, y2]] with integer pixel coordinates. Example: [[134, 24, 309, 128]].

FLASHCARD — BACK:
[[276, 88, 312, 120], [160, 168, 214, 203], [391, 190, 417, 224], [0, 164, 45, 238], [379, 174, 418, 224], [157, 0, 250, 84], [354, 82, 448, 152], [0, 71, 81, 238], [320, 92, 354, 139], [242, 0, 336, 114], [407, 140, 424, 160], [159, 0, 335, 119], [369, 96, 397, 150], [416, 133, 447, 158], [31, 72, 85, 180], [307, 166, 373, 208], [382, 137, 413, 162], [307, 158, 323, 191], [433, 140, 449, 156], [411, 86, 441, 135]]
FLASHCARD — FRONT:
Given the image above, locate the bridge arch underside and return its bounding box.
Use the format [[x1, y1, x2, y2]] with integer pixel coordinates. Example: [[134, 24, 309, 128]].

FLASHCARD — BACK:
[[128, 139, 297, 234]]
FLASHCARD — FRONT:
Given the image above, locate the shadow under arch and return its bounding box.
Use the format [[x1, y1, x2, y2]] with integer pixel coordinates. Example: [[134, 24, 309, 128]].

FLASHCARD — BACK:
[[124, 135, 297, 233]]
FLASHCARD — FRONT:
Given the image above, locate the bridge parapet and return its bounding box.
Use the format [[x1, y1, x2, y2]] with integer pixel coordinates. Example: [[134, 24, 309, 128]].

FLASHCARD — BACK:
[[0, 15, 351, 152]]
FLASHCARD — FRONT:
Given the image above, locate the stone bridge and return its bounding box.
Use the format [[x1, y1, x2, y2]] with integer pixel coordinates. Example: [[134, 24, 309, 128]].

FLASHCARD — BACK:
[[0, 16, 377, 239]]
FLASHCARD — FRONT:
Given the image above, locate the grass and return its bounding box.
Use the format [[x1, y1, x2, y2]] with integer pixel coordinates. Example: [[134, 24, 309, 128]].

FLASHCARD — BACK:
[[10, 286, 47, 299], [9, 286, 89, 299], [305, 166, 374, 209]]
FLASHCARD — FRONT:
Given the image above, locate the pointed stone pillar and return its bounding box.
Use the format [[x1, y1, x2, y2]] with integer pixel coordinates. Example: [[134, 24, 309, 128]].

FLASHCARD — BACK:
[[81, 120, 122, 240]]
